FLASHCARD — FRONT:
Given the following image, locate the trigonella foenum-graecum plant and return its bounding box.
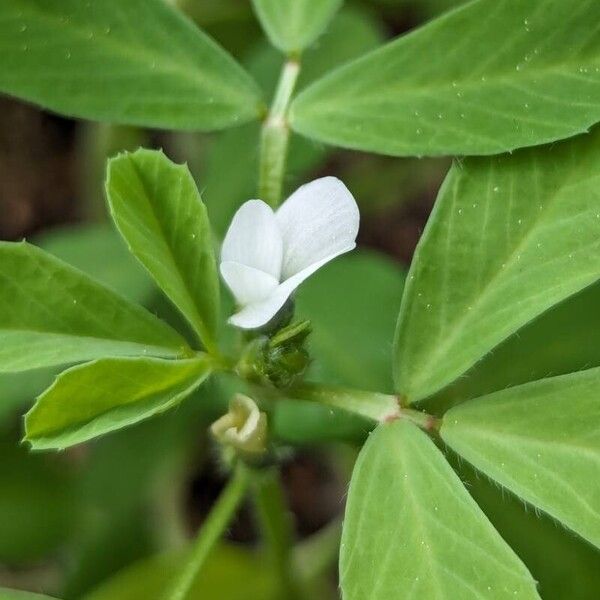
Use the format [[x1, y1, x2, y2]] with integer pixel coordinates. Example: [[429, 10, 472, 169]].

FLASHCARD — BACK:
[[4, 0, 600, 597]]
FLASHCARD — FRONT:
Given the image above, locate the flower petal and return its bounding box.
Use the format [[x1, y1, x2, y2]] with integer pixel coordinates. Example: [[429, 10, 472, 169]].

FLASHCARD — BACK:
[[220, 261, 279, 306], [228, 251, 352, 329], [221, 200, 283, 279], [276, 177, 359, 279]]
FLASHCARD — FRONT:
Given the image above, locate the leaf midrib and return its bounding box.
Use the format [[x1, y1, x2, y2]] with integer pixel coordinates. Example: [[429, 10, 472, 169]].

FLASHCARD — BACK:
[[28, 366, 208, 441], [295, 59, 600, 114], [448, 426, 600, 535], [0, 245, 181, 351], [404, 155, 595, 397], [128, 158, 211, 349], [450, 420, 600, 462], [391, 432, 446, 600], [0, 327, 181, 353]]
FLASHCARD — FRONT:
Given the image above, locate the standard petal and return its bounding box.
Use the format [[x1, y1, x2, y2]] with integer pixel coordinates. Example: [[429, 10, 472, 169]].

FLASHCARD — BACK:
[[276, 177, 359, 279], [220, 261, 279, 306], [228, 250, 352, 329], [221, 200, 284, 279]]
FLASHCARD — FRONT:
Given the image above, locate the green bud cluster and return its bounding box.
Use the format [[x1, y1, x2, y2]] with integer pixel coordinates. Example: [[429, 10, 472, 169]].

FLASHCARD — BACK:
[[237, 320, 311, 389]]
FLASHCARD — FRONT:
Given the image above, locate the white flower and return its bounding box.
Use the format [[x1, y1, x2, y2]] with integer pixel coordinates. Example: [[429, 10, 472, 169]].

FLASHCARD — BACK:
[[220, 176, 360, 329]]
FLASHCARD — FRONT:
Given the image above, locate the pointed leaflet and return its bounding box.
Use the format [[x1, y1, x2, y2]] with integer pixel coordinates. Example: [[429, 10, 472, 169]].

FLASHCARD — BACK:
[[25, 356, 212, 449], [0, 242, 187, 373], [431, 280, 600, 410], [0, 0, 263, 130], [453, 459, 600, 599], [107, 149, 219, 352], [251, 0, 342, 54], [340, 420, 539, 599], [290, 0, 600, 157], [394, 129, 600, 403], [442, 368, 600, 549], [0, 223, 155, 424]]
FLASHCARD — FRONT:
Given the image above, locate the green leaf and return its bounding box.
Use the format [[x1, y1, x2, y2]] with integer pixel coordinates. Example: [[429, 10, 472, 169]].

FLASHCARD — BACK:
[[0, 242, 187, 373], [441, 368, 600, 549], [25, 356, 212, 449], [249, 6, 385, 96], [290, 0, 600, 157], [297, 251, 404, 392], [430, 280, 600, 411], [1, 224, 158, 422], [251, 0, 342, 54], [106, 149, 220, 353], [394, 129, 600, 403], [36, 223, 154, 304], [340, 420, 539, 599], [0, 0, 263, 130], [452, 458, 600, 600]]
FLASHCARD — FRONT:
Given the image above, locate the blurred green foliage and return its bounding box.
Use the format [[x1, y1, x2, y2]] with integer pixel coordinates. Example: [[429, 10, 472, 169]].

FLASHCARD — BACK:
[[35, 225, 154, 303], [0, 441, 76, 565], [84, 545, 277, 600]]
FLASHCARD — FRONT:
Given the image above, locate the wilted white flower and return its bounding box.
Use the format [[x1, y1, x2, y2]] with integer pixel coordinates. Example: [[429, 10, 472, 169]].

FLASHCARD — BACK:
[[221, 177, 359, 329]]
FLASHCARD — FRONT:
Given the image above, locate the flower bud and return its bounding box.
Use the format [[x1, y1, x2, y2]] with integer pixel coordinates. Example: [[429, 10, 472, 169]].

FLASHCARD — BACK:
[[236, 320, 311, 388], [211, 394, 267, 455]]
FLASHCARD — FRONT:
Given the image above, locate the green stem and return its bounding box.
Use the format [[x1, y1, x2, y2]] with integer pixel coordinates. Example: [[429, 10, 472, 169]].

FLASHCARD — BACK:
[[288, 383, 440, 432], [166, 463, 249, 600], [290, 383, 399, 422], [252, 467, 302, 600], [258, 59, 301, 207], [401, 405, 441, 431]]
